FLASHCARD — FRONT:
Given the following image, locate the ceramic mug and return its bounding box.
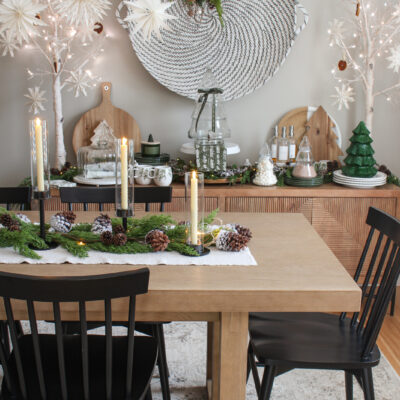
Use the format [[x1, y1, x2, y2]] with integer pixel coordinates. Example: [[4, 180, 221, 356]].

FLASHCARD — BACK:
[[154, 166, 173, 187], [135, 165, 155, 185]]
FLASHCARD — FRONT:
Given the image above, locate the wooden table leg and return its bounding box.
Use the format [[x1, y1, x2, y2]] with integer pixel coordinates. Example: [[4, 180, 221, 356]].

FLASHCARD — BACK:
[[216, 312, 249, 400]]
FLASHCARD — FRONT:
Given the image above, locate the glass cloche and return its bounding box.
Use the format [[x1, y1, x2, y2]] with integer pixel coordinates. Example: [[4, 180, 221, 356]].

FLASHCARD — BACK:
[[188, 68, 231, 140], [77, 120, 117, 179], [292, 136, 317, 178], [253, 143, 277, 186]]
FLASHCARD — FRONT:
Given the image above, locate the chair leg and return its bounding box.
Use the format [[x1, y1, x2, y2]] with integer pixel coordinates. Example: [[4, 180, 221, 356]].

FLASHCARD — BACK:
[[259, 366, 276, 400], [361, 368, 375, 400], [247, 342, 261, 396], [345, 371, 353, 400], [153, 324, 170, 400], [144, 387, 153, 400], [390, 288, 396, 316]]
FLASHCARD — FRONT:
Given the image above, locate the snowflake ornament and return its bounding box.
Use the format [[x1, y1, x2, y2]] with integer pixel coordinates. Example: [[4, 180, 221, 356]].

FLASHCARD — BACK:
[[65, 70, 92, 97], [0, 0, 47, 44], [327, 19, 346, 46], [56, 0, 111, 27], [387, 46, 400, 73], [0, 30, 18, 56], [331, 84, 355, 111], [24, 86, 46, 114], [124, 0, 177, 41]]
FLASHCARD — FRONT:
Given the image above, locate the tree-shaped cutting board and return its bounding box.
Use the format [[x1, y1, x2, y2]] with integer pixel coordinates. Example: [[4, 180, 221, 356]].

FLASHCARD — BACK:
[[305, 106, 343, 161], [72, 82, 141, 154]]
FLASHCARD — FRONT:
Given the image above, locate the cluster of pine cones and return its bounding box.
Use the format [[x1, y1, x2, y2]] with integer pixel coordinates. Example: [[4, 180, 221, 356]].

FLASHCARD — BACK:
[[50, 211, 76, 233], [216, 224, 252, 252], [0, 214, 20, 232], [145, 229, 170, 252], [100, 225, 128, 247]]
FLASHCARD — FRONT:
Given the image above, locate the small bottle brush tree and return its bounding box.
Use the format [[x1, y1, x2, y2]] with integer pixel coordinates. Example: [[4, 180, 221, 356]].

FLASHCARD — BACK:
[[342, 121, 377, 178]]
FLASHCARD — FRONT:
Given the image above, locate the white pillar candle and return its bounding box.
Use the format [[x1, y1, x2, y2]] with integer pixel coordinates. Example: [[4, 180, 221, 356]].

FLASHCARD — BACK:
[[120, 138, 129, 210], [35, 118, 45, 192], [191, 171, 198, 244]]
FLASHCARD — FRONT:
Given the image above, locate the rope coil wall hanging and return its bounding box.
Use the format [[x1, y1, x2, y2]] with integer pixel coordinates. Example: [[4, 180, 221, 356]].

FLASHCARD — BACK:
[[116, 0, 309, 101]]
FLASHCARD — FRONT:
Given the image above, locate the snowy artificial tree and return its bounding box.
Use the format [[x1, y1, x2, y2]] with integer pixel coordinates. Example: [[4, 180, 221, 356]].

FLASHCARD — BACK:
[[328, 0, 400, 130], [0, 0, 111, 168]]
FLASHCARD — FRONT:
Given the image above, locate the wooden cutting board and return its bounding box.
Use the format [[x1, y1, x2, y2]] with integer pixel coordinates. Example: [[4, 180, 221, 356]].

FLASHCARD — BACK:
[[72, 82, 141, 154], [277, 106, 308, 146]]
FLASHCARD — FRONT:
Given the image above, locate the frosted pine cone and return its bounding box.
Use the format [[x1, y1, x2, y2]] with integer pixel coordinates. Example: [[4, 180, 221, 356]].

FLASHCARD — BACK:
[[216, 231, 248, 252], [145, 229, 170, 252], [234, 224, 252, 241], [50, 213, 72, 233], [113, 233, 128, 246], [60, 211, 76, 224], [92, 214, 112, 235], [16, 213, 31, 224], [100, 231, 113, 246]]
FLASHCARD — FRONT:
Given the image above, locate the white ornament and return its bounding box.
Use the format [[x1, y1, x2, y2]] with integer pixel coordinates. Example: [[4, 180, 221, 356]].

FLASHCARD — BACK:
[[387, 46, 400, 73], [65, 69, 91, 97], [253, 157, 277, 186], [91, 120, 116, 145], [331, 84, 355, 111], [0, 30, 18, 56], [24, 86, 46, 114], [55, 0, 111, 27], [0, 0, 46, 44], [327, 19, 346, 45], [124, 0, 177, 41]]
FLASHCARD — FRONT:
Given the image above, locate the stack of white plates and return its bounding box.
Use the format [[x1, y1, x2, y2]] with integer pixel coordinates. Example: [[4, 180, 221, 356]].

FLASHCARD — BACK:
[[333, 170, 387, 189]]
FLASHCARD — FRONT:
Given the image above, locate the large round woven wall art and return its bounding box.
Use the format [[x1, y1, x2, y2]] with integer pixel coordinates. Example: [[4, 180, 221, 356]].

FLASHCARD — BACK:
[[116, 0, 308, 101]]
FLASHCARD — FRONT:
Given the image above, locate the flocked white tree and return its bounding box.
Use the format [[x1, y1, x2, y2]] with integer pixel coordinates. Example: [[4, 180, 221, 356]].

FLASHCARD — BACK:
[[0, 0, 111, 169], [329, 0, 400, 131]]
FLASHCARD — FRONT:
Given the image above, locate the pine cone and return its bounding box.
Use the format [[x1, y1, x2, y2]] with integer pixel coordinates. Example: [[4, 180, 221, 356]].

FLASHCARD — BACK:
[[16, 213, 31, 224], [60, 211, 76, 224], [145, 229, 170, 252], [0, 214, 13, 228], [216, 231, 248, 252], [92, 214, 112, 235], [113, 233, 128, 246], [113, 224, 125, 234], [50, 213, 72, 233], [100, 231, 113, 246], [234, 224, 252, 241], [8, 223, 20, 232]]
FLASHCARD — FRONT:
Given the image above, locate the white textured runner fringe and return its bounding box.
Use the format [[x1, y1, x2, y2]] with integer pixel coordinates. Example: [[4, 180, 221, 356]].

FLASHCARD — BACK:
[[0, 247, 257, 266]]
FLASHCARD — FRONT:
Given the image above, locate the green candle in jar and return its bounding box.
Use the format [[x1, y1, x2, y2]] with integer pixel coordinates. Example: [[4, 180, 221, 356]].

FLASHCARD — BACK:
[[141, 134, 161, 157]]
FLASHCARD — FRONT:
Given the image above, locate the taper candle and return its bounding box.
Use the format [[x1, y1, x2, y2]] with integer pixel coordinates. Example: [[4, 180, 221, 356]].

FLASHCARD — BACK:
[[191, 170, 198, 244], [120, 137, 128, 210], [35, 118, 45, 192]]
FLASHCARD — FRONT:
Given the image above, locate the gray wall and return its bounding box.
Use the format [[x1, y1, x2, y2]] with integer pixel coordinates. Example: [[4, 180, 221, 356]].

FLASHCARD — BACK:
[[0, 0, 399, 186]]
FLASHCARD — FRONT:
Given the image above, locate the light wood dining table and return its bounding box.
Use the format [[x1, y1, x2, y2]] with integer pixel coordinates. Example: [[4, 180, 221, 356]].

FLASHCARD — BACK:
[[0, 211, 361, 400]]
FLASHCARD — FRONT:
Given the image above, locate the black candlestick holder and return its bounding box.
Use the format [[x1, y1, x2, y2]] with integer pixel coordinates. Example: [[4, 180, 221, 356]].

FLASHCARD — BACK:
[[116, 209, 133, 231], [188, 243, 210, 257]]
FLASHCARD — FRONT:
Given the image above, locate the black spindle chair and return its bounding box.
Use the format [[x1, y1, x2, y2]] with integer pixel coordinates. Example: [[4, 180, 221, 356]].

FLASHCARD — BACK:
[[0, 269, 157, 400], [0, 187, 31, 211], [59, 186, 172, 212], [59, 186, 172, 400], [247, 207, 400, 400]]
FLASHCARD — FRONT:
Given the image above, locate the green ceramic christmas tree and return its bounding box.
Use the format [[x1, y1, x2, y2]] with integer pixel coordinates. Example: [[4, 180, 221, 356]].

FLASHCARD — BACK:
[[342, 122, 377, 178]]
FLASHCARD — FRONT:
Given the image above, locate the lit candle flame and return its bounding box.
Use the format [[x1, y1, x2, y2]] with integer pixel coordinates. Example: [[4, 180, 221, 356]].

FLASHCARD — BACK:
[[35, 118, 41, 127], [192, 170, 197, 180], [122, 137, 127, 146], [77, 241, 86, 246]]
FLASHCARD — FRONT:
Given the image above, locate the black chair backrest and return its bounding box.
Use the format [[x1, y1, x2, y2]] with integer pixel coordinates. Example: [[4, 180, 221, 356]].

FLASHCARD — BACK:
[[0, 187, 31, 211], [59, 186, 172, 212], [340, 207, 400, 358], [0, 269, 149, 400]]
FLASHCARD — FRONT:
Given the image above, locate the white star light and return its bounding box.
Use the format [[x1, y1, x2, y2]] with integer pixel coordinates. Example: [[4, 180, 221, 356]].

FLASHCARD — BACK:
[[55, 0, 111, 27], [331, 84, 355, 111], [124, 0, 177, 41], [0, 30, 18, 56], [24, 86, 46, 114], [65, 70, 92, 97], [0, 0, 47, 44], [327, 19, 346, 45], [387, 46, 400, 73]]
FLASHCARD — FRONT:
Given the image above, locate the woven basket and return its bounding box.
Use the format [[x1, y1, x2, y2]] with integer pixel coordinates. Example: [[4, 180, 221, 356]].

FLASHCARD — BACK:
[[117, 0, 308, 101]]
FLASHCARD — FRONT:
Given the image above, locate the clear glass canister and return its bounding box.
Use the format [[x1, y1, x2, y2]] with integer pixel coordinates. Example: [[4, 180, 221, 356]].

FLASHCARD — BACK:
[[292, 136, 317, 178]]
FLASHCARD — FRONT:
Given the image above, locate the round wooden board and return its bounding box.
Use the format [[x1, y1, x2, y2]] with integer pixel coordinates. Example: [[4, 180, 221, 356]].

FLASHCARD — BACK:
[[277, 107, 308, 146], [72, 82, 141, 154]]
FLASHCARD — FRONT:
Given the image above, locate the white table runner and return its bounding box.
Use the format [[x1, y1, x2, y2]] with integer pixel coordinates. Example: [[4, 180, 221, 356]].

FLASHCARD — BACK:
[[0, 247, 257, 266]]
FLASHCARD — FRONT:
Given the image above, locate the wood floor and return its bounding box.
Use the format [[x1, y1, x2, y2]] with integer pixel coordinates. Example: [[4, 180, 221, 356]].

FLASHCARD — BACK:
[[378, 287, 400, 374]]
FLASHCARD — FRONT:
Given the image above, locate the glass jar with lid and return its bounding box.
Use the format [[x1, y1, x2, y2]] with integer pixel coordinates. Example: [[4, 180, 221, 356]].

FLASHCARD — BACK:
[[77, 120, 117, 179], [253, 142, 277, 186], [292, 136, 317, 178]]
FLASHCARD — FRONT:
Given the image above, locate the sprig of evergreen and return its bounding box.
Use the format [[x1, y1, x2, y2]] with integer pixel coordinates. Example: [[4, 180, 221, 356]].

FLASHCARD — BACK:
[[167, 242, 200, 256]]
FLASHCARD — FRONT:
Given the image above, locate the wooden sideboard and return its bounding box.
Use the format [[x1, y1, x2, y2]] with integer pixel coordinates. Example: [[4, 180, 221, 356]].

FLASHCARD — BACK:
[[47, 183, 400, 279]]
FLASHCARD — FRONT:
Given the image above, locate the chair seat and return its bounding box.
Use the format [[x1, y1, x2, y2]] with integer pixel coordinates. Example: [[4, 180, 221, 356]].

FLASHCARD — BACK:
[[2, 334, 158, 400], [249, 312, 381, 370]]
